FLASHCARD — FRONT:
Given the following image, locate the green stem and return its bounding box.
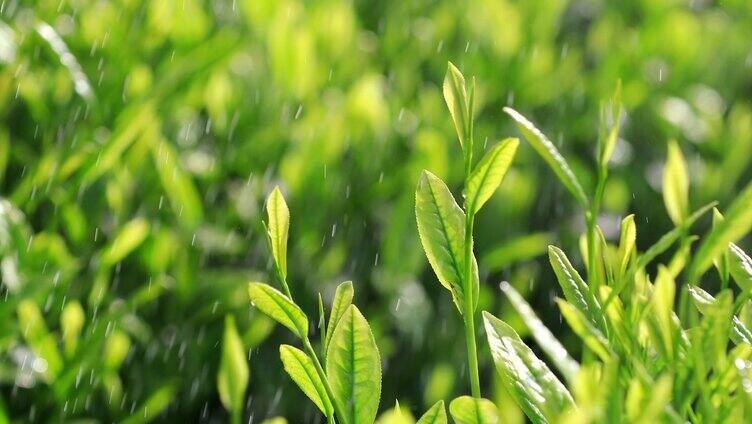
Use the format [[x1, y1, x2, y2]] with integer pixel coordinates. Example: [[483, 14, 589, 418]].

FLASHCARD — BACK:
[[231, 408, 241, 424], [586, 166, 607, 290], [302, 337, 347, 424], [462, 127, 481, 398]]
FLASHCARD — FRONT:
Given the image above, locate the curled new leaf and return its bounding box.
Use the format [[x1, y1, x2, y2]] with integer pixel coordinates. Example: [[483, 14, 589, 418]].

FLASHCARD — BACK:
[[466, 138, 519, 214], [279, 345, 333, 417], [443, 62, 470, 150], [449, 396, 499, 424], [326, 305, 381, 424], [266, 186, 290, 280], [662, 139, 689, 225], [248, 282, 308, 339], [503, 107, 589, 209], [325, 281, 354, 352]]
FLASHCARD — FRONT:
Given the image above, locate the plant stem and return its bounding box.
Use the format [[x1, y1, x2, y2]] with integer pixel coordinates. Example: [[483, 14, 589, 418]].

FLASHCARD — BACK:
[[462, 125, 481, 398]]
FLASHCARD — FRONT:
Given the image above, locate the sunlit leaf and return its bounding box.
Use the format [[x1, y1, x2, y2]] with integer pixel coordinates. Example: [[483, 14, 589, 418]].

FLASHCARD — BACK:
[[279, 344, 333, 416], [662, 139, 689, 225], [325, 281, 354, 353], [483, 311, 574, 423], [266, 186, 290, 280], [443, 62, 470, 150], [556, 300, 612, 362], [326, 305, 381, 424], [415, 170, 473, 313], [448, 396, 499, 424], [729, 243, 752, 291], [466, 138, 519, 214], [101, 218, 150, 266], [417, 401, 447, 424], [248, 282, 308, 338], [548, 245, 607, 333], [503, 107, 589, 209]]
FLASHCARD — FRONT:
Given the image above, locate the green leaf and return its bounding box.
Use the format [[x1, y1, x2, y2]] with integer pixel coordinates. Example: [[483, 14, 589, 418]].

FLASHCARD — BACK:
[[150, 135, 203, 230], [415, 170, 475, 313], [325, 281, 354, 352], [483, 311, 574, 423], [687, 285, 716, 314], [652, 266, 676, 360], [17, 300, 63, 382], [266, 186, 290, 280], [729, 243, 752, 291], [101, 218, 150, 266], [548, 245, 607, 333], [60, 300, 85, 357], [712, 209, 730, 283], [556, 299, 612, 361], [689, 181, 752, 280], [443, 62, 470, 149], [448, 396, 499, 424], [217, 316, 249, 415], [617, 214, 636, 279], [247, 282, 308, 338], [465, 138, 519, 214], [662, 139, 689, 225], [279, 344, 333, 416], [503, 107, 589, 209], [732, 316, 752, 346], [417, 401, 447, 424], [121, 384, 176, 424], [598, 80, 622, 167], [326, 305, 381, 424], [499, 282, 579, 383]]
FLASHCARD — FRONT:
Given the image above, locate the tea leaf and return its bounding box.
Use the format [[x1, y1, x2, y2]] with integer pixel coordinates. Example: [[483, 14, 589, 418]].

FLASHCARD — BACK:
[[712, 209, 730, 284], [662, 139, 689, 225], [267, 186, 290, 280], [217, 316, 249, 416], [60, 300, 85, 357], [687, 285, 716, 314], [101, 218, 150, 266], [652, 266, 676, 360], [248, 282, 308, 338], [689, 181, 752, 279], [417, 401, 447, 424], [557, 299, 612, 361], [729, 243, 752, 291], [483, 311, 574, 423], [17, 300, 63, 382], [279, 344, 333, 416], [503, 107, 589, 209], [500, 282, 579, 382], [732, 316, 752, 346], [443, 62, 470, 149], [325, 281, 354, 353], [466, 138, 519, 214], [548, 245, 608, 333], [448, 396, 499, 424], [598, 80, 622, 168], [150, 136, 203, 230], [617, 214, 636, 279], [415, 170, 469, 313], [326, 305, 381, 424]]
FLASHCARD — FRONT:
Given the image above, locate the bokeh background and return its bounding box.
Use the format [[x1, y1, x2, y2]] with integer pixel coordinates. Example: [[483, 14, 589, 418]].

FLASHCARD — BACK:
[[1, 0, 752, 422]]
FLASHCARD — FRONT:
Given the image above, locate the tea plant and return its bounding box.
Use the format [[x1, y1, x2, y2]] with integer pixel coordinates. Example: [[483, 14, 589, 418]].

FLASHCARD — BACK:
[[476, 80, 752, 422], [249, 187, 461, 423], [415, 63, 518, 421]]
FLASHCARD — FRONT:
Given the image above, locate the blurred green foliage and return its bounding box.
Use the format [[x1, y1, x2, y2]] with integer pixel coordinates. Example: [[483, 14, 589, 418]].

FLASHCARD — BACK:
[[0, 0, 751, 421]]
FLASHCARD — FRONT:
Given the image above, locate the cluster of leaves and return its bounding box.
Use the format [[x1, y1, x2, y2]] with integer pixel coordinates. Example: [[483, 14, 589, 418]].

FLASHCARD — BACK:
[[2, 0, 752, 422]]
